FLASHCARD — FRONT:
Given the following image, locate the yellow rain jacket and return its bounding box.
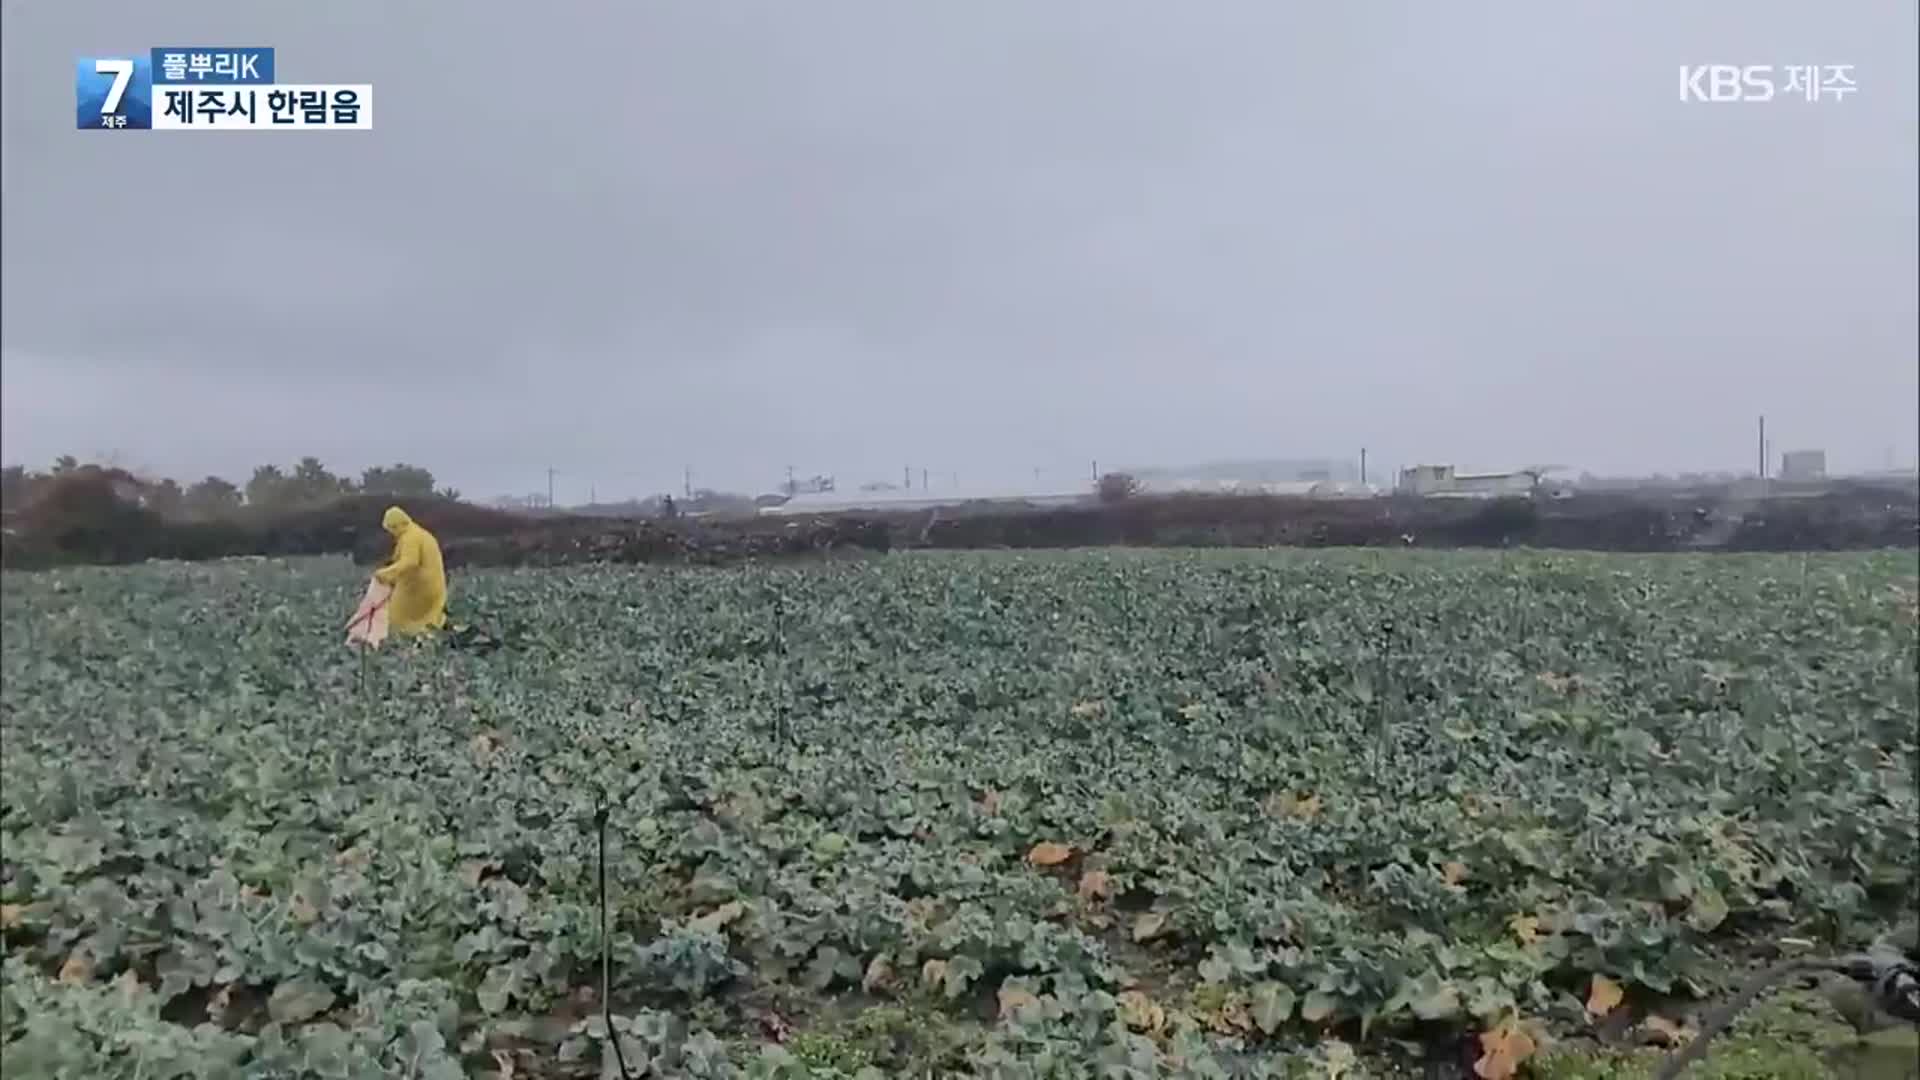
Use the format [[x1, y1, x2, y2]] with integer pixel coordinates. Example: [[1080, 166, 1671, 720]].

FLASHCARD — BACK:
[[373, 506, 447, 634]]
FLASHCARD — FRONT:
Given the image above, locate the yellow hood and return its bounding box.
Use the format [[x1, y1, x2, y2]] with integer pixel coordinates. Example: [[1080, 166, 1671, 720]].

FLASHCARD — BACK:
[[381, 506, 414, 536]]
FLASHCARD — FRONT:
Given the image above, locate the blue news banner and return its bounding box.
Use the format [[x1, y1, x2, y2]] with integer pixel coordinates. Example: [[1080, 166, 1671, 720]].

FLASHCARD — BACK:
[[76, 47, 372, 131]]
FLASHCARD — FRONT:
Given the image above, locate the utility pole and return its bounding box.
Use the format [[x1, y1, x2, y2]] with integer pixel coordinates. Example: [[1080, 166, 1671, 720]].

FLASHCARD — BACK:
[[921, 467, 928, 490], [1092, 460, 1099, 481], [787, 465, 795, 496], [546, 467, 556, 509], [1360, 448, 1368, 486], [683, 465, 692, 499], [904, 465, 911, 489], [1757, 416, 1767, 497]]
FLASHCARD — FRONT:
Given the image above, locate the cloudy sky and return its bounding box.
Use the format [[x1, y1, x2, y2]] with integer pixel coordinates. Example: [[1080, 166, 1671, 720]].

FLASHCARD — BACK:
[[3, 2, 1914, 500]]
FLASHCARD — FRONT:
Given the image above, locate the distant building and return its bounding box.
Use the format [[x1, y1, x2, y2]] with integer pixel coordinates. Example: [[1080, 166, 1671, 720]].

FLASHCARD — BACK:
[[1128, 458, 1360, 490], [1397, 465, 1545, 497], [1255, 480, 1381, 498], [1451, 470, 1541, 497], [762, 485, 1087, 516], [1779, 449, 1826, 481], [1397, 464, 1456, 495]]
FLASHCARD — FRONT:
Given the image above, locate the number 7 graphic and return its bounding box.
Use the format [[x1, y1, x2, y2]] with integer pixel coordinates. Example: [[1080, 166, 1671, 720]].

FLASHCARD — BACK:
[[95, 58, 134, 114]]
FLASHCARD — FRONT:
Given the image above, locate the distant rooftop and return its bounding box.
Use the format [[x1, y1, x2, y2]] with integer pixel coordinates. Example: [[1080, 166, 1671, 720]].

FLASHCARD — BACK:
[[1404, 464, 1563, 478], [762, 485, 1088, 515], [1127, 457, 1357, 483]]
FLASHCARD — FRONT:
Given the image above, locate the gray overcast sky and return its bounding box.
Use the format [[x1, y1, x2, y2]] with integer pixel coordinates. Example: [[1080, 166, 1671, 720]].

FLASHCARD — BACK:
[[3, 2, 1915, 500]]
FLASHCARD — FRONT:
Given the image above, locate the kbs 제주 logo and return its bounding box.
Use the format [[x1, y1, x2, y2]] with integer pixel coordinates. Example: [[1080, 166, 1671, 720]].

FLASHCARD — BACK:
[[75, 47, 373, 131], [1677, 64, 1857, 103]]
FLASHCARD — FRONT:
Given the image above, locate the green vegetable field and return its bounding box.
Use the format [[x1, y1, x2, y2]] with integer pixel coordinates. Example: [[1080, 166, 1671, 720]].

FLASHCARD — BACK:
[[2, 551, 1916, 1078]]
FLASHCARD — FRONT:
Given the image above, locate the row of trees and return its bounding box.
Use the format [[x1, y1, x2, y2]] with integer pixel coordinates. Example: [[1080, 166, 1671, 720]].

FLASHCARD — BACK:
[[0, 456, 456, 517], [241, 459, 451, 509]]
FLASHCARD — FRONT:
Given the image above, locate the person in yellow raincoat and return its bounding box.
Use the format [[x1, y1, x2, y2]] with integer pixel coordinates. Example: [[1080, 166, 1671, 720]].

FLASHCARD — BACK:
[[374, 506, 447, 635]]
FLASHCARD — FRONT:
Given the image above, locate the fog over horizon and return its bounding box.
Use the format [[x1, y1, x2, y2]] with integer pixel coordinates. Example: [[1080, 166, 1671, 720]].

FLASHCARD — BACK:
[[3, 1, 1916, 503]]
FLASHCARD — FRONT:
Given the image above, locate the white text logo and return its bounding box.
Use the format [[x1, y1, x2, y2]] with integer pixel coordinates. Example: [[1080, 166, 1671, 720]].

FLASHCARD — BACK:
[[1679, 64, 1856, 103]]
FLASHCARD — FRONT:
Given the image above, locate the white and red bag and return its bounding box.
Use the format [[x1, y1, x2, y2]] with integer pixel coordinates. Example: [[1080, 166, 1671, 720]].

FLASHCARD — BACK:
[[344, 577, 394, 649]]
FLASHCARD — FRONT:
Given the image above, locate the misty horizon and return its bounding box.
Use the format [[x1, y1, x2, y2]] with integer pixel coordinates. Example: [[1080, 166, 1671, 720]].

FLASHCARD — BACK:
[[4, 2, 1916, 504]]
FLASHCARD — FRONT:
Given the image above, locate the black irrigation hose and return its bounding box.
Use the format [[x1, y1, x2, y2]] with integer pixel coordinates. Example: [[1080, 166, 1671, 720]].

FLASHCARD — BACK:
[[595, 804, 636, 1080], [1653, 953, 1920, 1080], [1651, 958, 1837, 1080]]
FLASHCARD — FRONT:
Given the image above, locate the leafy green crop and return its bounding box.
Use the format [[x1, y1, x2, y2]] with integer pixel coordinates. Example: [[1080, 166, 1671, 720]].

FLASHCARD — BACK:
[[2, 549, 1914, 1077]]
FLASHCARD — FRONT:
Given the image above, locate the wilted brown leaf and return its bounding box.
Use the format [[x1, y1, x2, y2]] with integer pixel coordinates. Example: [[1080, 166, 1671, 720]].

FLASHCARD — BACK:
[[1203, 996, 1254, 1034], [112, 970, 145, 998], [1070, 700, 1104, 718], [757, 1007, 793, 1043], [1442, 861, 1470, 885], [58, 948, 94, 986], [211, 983, 234, 1015], [1536, 672, 1580, 694], [690, 900, 747, 935], [1132, 912, 1170, 943], [1263, 791, 1322, 820], [470, 732, 502, 759], [490, 1048, 517, 1080], [1320, 1039, 1359, 1079], [289, 892, 320, 925], [1888, 584, 1917, 622], [1586, 973, 1625, 1018], [1507, 915, 1541, 945], [920, 958, 948, 990], [334, 846, 372, 870], [1077, 869, 1113, 901], [997, 984, 1041, 1018], [0, 903, 24, 929], [862, 954, 894, 994], [979, 789, 1003, 815], [1027, 842, 1073, 867], [1473, 1015, 1539, 1079], [1642, 1014, 1696, 1047], [1116, 990, 1166, 1034], [457, 859, 498, 888]]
